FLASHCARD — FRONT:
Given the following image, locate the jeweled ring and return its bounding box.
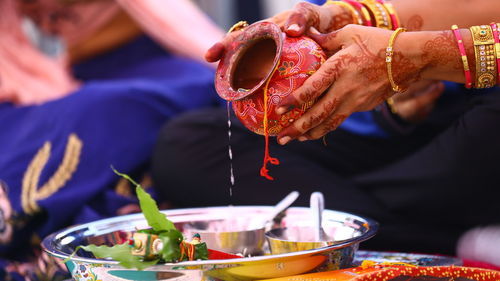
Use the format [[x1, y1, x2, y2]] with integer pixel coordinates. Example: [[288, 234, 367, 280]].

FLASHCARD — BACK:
[[228, 21, 249, 33]]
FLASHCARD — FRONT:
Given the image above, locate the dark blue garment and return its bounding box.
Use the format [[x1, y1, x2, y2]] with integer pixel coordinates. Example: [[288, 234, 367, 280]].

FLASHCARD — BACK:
[[0, 35, 221, 278]]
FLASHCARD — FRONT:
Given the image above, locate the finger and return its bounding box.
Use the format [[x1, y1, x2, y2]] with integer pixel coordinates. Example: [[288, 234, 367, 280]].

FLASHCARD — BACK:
[[205, 42, 225, 62], [277, 92, 341, 144], [268, 10, 292, 28], [306, 28, 345, 53], [299, 85, 355, 140], [285, 2, 320, 37], [275, 51, 349, 115], [393, 80, 436, 102], [303, 111, 349, 140], [205, 30, 242, 62]]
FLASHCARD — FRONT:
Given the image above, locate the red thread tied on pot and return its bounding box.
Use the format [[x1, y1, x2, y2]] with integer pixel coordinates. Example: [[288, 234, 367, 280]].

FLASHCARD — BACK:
[[215, 21, 326, 180]]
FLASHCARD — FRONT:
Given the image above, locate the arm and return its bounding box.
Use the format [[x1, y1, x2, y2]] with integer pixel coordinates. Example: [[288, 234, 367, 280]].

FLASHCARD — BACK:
[[206, 0, 500, 62], [393, 0, 500, 31], [274, 25, 482, 144], [117, 0, 224, 65]]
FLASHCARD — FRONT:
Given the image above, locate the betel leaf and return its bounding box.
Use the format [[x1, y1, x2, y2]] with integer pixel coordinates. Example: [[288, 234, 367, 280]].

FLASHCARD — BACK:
[[80, 244, 158, 270], [112, 167, 175, 232]]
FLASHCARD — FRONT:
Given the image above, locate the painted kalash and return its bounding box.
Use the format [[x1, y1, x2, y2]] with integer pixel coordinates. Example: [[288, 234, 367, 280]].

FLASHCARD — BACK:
[[215, 21, 326, 181]]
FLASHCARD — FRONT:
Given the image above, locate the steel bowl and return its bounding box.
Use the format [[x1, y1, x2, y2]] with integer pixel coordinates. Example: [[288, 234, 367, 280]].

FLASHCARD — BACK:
[[183, 217, 266, 256], [266, 210, 367, 255], [42, 206, 378, 281]]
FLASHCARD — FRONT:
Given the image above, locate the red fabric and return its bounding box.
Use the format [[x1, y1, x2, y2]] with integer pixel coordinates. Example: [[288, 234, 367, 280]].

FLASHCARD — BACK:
[[207, 249, 241, 260], [463, 259, 500, 271]]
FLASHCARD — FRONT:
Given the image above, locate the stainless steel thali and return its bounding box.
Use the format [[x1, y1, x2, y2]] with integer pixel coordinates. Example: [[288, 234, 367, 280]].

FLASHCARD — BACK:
[[42, 206, 378, 281]]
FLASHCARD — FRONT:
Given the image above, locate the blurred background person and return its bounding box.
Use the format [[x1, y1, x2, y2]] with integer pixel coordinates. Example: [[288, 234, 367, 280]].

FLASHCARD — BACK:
[[0, 0, 232, 279]]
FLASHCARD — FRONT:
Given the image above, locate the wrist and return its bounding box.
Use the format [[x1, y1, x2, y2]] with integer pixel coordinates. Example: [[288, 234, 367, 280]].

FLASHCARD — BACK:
[[323, 2, 357, 31], [399, 30, 473, 83], [388, 31, 428, 88]]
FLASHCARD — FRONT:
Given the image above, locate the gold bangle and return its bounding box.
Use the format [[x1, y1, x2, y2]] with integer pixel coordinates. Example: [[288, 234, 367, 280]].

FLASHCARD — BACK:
[[325, 1, 363, 25], [470, 25, 497, 88], [228, 21, 249, 34], [386, 27, 407, 93], [359, 0, 392, 30], [386, 97, 397, 114]]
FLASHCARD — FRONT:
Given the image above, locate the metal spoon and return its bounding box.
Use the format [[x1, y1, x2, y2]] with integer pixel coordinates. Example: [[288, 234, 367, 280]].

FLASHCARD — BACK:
[[249, 191, 300, 230], [310, 191, 330, 241]]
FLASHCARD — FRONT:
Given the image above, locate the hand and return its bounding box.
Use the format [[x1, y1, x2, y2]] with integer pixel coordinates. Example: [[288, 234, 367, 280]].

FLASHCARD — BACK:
[[205, 2, 352, 63], [276, 25, 427, 145], [390, 81, 444, 123]]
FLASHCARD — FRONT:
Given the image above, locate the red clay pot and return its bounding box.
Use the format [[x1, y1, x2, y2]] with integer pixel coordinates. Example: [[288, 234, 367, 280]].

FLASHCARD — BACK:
[[215, 22, 326, 136]]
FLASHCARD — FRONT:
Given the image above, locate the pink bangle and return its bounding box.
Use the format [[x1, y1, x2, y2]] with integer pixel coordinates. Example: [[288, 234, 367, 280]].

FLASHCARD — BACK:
[[342, 0, 373, 26], [451, 25, 473, 89], [490, 23, 500, 86]]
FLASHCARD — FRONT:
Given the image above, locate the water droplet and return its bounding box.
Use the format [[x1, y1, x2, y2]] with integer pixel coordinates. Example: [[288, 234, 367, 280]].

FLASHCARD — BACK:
[[227, 102, 236, 197]]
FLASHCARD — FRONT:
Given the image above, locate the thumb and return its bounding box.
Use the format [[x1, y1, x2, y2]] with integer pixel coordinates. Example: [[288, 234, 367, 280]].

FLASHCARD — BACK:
[[205, 42, 225, 63]]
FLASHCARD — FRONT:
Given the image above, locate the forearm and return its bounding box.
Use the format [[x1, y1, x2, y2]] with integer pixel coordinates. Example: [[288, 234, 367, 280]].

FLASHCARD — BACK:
[[397, 29, 475, 84], [118, 0, 224, 65], [391, 0, 500, 31]]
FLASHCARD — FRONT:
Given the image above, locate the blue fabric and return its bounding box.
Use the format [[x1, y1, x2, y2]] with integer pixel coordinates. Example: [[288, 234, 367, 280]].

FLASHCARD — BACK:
[[339, 111, 389, 137], [0, 35, 221, 279], [307, 0, 326, 5]]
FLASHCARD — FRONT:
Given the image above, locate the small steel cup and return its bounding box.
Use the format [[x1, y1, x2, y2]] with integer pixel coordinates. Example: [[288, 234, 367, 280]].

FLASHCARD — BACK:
[[183, 218, 266, 256], [265, 226, 335, 255]]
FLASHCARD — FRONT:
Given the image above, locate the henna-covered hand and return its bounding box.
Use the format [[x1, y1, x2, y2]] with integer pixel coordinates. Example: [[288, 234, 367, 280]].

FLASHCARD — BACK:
[[205, 2, 352, 63], [275, 25, 452, 145]]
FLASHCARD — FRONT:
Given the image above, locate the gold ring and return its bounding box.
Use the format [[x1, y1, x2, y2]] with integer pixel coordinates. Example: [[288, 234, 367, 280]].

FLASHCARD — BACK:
[[228, 21, 249, 33]]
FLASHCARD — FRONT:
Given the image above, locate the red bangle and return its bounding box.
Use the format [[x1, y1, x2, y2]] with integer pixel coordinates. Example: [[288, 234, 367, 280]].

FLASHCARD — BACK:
[[490, 22, 500, 86], [374, 0, 400, 30], [383, 2, 400, 30], [342, 0, 373, 26], [451, 25, 473, 89]]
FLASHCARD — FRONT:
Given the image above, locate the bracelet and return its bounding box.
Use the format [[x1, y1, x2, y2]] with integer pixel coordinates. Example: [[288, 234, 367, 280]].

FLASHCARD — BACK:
[[386, 97, 397, 114], [490, 23, 500, 86], [228, 21, 249, 33], [359, 0, 392, 30], [451, 25, 473, 89], [385, 27, 407, 93], [342, 0, 373, 26], [382, 2, 400, 30], [470, 25, 497, 88], [326, 1, 363, 25]]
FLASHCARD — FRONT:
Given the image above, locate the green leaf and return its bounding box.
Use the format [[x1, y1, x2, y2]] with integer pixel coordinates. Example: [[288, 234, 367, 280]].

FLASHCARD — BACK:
[[78, 244, 158, 270], [158, 230, 184, 262], [112, 167, 175, 232]]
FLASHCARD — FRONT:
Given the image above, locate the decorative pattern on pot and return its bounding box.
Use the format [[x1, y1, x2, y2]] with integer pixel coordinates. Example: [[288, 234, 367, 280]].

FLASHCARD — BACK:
[[215, 22, 326, 135]]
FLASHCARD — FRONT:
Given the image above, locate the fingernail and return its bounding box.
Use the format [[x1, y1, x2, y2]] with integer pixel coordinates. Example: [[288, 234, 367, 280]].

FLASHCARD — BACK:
[[279, 136, 291, 145], [298, 136, 308, 142], [309, 27, 320, 35], [287, 24, 300, 32], [276, 106, 288, 115]]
